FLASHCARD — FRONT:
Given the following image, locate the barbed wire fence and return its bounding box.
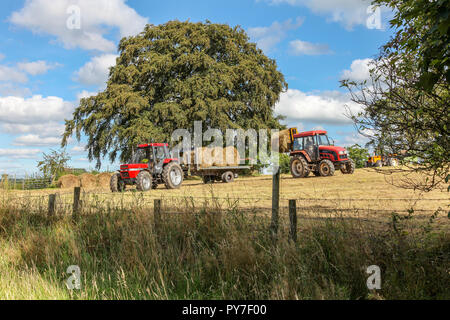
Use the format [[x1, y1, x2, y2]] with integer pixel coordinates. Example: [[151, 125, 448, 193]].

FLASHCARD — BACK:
[[1, 183, 448, 243]]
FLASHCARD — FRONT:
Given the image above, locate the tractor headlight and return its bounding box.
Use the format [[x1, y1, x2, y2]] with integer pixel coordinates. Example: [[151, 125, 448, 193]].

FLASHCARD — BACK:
[[339, 150, 347, 155]]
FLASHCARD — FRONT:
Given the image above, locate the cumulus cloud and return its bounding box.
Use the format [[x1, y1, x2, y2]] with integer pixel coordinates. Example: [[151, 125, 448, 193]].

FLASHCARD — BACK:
[[10, 0, 148, 52], [73, 54, 118, 87], [0, 95, 73, 125], [274, 89, 362, 125], [247, 17, 304, 52], [12, 135, 62, 147], [0, 65, 28, 83], [0, 149, 41, 159], [261, 0, 383, 29], [340, 58, 374, 82], [0, 95, 73, 148], [289, 40, 332, 55], [76, 90, 98, 101], [71, 145, 86, 154], [17, 60, 61, 75], [0, 84, 31, 97]]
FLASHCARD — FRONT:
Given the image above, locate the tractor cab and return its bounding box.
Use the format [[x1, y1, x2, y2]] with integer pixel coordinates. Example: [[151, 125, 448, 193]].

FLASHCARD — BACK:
[[111, 143, 184, 192], [131, 143, 171, 173], [289, 130, 355, 178]]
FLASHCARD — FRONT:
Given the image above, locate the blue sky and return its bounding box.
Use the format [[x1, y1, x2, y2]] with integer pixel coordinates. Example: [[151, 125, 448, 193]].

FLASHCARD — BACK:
[[0, 0, 394, 176]]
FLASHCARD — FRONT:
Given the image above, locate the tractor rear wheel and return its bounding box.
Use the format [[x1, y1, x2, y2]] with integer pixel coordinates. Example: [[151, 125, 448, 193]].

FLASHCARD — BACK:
[[136, 171, 152, 192], [318, 159, 335, 177], [290, 157, 309, 178], [221, 171, 234, 183], [110, 173, 125, 193], [341, 159, 355, 174], [163, 162, 183, 189]]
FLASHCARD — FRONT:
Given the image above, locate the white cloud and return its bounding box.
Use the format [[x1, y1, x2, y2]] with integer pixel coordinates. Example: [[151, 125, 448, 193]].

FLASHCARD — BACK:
[[76, 90, 98, 101], [0, 83, 31, 97], [12, 135, 62, 147], [0, 95, 73, 125], [0, 123, 65, 138], [17, 60, 61, 75], [248, 17, 304, 52], [0, 149, 41, 159], [0, 65, 28, 83], [73, 54, 118, 87], [0, 95, 73, 148], [262, 0, 381, 29], [289, 40, 332, 55], [275, 89, 362, 125], [10, 0, 148, 52], [340, 58, 374, 82], [71, 145, 86, 154]]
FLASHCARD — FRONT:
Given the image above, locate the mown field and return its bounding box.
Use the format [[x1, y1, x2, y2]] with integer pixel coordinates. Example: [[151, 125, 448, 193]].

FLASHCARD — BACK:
[[0, 168, 448, 300]]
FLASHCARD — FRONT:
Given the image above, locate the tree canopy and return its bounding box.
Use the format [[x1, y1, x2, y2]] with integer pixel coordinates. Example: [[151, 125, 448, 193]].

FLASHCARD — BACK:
[[62, 21, 287, 167], [373, 0, 450, 90]]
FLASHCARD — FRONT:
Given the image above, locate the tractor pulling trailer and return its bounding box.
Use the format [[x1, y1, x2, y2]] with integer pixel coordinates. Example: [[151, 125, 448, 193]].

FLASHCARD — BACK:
[[110, 143, 250, 192]]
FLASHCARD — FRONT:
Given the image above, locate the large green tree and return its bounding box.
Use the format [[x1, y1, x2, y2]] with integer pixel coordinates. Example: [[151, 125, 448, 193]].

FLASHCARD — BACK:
[[63, 21, 287, 167]]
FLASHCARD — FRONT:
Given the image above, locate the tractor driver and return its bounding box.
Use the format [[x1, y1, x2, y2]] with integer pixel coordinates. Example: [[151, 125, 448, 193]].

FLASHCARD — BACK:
[[304, 136, 314, 148]]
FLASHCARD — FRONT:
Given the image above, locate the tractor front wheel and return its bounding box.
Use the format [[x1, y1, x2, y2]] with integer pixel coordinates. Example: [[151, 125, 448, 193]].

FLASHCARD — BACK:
[[318, 159, 335, 177], [136, 171, 152, 192], [341, 159, 355, 174], [110, 173, 125, 193], [163, 162, 184, 189], [290, 157, 309, 178]]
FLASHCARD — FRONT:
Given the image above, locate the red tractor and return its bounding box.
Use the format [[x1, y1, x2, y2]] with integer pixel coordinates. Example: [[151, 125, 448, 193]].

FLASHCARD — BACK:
[[110, 143, 184, 192], [289, 130, 355, 178]]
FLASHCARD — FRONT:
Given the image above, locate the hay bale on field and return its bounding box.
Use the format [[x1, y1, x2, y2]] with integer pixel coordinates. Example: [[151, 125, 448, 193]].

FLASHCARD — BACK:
[[97, 172, 112, 189], [57, 174, 80, 189], [79, 173, 97, 189], [271, 129, 292, 153]]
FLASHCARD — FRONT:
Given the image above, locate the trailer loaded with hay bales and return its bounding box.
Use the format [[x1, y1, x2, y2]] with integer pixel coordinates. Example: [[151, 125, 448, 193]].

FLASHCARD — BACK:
[[181, 146, 251, 184]]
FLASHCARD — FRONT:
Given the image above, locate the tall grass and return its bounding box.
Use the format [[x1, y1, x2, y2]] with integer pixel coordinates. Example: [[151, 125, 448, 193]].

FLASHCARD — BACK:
[[0, 197, 448, 300]]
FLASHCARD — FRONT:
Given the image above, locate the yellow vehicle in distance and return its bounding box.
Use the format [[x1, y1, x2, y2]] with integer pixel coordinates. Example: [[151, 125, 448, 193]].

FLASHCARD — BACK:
[[366, 154, 399, 168]]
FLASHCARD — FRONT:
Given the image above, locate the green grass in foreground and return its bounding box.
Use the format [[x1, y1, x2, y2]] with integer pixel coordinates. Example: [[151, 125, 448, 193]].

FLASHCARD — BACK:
[[0, 204, 448, 300]]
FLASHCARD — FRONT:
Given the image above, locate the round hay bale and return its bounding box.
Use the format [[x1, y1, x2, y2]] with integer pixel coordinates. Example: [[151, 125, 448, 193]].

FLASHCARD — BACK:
[[215, 146, 240, 167], [57, 174, 80, 189], [79, 173, 97, 189], [192, 147, 215, 169], [97, 172, 113, 189], [271, 129, 292, 153]]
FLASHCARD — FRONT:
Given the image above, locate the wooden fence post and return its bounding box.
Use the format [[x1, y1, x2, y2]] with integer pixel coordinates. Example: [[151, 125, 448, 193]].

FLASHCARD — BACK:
[[73, 187, 81, 218], [289, 199, 297, 243], [48, 194, 56, 217], [154, 199, 162, 231], [270, 166, 280, 240]]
